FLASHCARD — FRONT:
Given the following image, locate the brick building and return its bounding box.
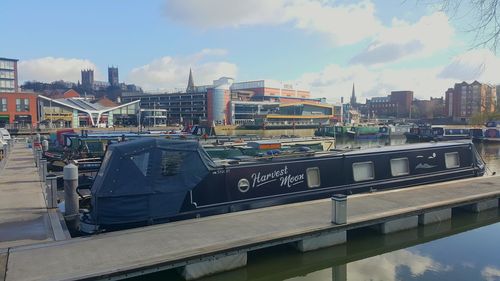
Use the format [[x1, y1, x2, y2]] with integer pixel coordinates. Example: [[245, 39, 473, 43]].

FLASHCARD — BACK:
[[445, 81, 497, 122], [0, 57, 38, 127], [0, 92, 38, 127], [362, 91, 414, 119]]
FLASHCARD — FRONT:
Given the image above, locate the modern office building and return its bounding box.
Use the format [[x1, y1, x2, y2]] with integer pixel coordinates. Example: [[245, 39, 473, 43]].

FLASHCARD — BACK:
[[122, 71, 318, 126], [0, 57, 18, 93], [445, 81, 497, 122], [0, 57, 38, 128]]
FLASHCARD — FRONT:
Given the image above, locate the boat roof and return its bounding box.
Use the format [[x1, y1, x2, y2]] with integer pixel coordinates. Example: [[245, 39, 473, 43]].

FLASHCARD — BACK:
[[217, 141, 472, 166], [341, 141, 470, 156]]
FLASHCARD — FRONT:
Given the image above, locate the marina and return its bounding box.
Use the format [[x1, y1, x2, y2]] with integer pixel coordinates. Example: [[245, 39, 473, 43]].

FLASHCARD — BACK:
[[4, 2, 500, 280], [0, 137, 499, 280]]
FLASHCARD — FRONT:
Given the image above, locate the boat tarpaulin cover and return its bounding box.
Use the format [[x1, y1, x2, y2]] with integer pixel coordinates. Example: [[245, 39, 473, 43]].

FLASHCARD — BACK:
[[90, 138, 216, 225]]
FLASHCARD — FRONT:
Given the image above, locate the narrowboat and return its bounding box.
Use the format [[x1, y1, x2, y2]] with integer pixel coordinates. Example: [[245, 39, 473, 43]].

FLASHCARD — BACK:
[[431, 127, 471, 141], [79, 138, 485, 234], [346, 125, 381, 139], [481, 120, 500, 143], [315, 125, 349, 138], [404, 124, 435, 142], [388, 124, 412, 136]]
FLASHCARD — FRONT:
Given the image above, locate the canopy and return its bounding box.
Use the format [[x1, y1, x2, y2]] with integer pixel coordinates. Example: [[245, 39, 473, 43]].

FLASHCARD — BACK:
[[91, 138, 215, 225]]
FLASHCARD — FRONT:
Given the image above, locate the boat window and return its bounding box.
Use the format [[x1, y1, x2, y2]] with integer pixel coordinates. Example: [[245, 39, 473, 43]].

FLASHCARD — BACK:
[[353, 162, 374, 182], [160, 150, 185, 176], [130, 152, 150, 176], [445, 152, 460, 169], [390, 158, 409, 176], [306, 167, 320, 188]]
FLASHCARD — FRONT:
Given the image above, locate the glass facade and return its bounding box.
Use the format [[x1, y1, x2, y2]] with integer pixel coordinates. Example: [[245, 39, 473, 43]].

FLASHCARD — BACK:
[[0, 58, 17, 93], [0, 60, 15, 69]]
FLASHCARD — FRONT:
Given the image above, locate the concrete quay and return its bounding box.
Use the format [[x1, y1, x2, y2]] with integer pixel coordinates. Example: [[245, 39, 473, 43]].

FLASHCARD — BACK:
[[0, 142, 68, 250], [2, 174, 499, 281], [0, 141, 69, 281]]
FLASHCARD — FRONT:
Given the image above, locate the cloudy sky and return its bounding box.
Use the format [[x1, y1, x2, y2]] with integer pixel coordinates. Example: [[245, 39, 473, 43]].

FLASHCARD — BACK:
[[2, 0, 499, 102]]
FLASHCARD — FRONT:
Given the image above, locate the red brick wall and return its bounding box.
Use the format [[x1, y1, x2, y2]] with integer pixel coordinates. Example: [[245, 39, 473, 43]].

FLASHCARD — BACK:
[[0, 92, 38, 125]]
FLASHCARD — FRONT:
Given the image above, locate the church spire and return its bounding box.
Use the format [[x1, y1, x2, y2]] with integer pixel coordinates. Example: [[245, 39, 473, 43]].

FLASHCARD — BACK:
[[350, 83, 356, 105], [186, 68, 195, 93]]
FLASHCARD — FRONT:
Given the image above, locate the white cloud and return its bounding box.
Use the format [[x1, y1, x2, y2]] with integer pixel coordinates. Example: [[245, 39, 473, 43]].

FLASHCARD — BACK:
[[351, 12, 454, 65], [163, 0, 383, 45], [481, 266, 500, 281], [439, 49, 500, 83], [348, 249, 452, 281], [127, 49, 238, 91], [163, 1, 454, 63], [295, 48, 500, 102], [18, 57, 100, 83], [284, 0, 383, 45], [164, 0, 287, 28], [297, 63, 454, 102]]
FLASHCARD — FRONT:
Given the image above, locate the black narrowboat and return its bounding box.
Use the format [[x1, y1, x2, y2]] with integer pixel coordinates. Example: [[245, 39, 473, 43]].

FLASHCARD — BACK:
[[80, 138, 485, 233]]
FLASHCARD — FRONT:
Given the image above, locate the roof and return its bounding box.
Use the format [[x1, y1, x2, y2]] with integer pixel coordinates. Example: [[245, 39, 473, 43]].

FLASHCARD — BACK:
[[279, 102, 332, 109], [97, 97, 118, 107], [0, 57, 18, 62], [38, 95, 139, 114]]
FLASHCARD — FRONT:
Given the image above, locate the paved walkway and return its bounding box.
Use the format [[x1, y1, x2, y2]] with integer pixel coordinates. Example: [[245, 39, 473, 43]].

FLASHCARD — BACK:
[[0, 142, 54, 250], [4, 175, 500, 281]]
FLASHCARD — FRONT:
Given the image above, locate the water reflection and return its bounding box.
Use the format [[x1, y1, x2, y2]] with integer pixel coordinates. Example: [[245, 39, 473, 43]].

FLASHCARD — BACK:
[[131, 209, 500, 281]]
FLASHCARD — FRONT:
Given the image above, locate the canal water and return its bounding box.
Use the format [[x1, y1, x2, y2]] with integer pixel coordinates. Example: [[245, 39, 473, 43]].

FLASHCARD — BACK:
[[131, 133, 500, 281]]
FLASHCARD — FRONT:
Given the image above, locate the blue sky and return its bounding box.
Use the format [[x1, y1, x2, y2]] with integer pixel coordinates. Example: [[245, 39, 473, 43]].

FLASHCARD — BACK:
[[2, 0, 499, 101]]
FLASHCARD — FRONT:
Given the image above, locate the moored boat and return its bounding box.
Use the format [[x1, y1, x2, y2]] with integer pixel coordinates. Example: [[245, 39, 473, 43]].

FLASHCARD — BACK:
[[482, 120, 500, 143], [346, 124, 381, 139], [431, 127, 471, 141], [466, 121, 499, 143], [404, 124, 434, 142], [79, 138, 485, 233]]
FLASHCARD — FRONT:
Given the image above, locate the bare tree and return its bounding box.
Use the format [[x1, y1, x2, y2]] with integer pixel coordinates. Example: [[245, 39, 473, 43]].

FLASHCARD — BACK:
[[423, 0, 500, 51]]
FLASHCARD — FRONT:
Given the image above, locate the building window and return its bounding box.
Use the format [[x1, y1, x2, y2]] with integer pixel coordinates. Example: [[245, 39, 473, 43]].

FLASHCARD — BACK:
[[0, 98, 6, 112], [306, 167, 320, 188], [353, 161, 375, 182], [15, 98, 30, 112], [445, 152, 460, 169], [390, 158, 409, 176]]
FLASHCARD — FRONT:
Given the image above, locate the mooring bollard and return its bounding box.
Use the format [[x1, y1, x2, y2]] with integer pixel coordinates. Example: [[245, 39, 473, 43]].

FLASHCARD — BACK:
[[331, 194, 347, 225], [40, 159, 47, 183], [42, 139, 49, 152], [46, 174, 58, 208], [64, 163, 79, 231], [63, 163, 80, 231]]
